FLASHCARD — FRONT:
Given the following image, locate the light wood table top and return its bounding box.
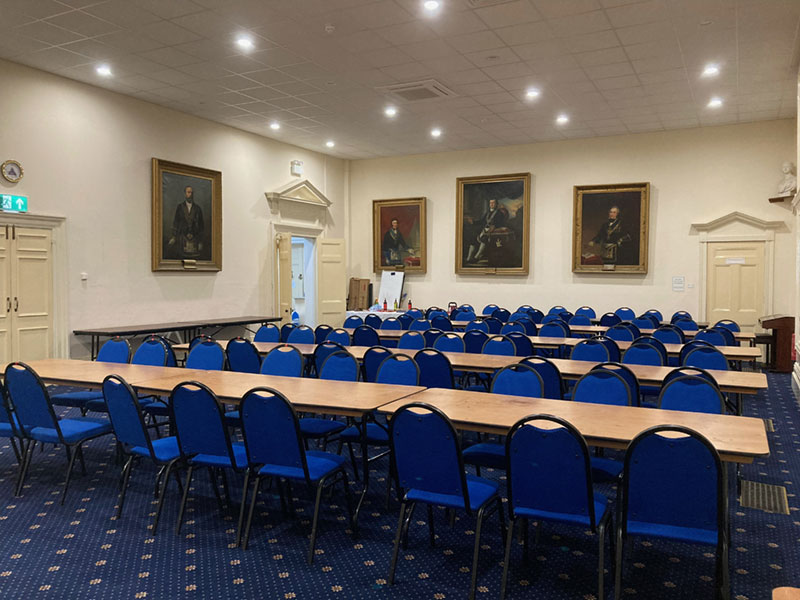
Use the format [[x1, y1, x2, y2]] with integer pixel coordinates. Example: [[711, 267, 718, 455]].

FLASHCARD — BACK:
[[21, 359, 187, 388], [568, 324, 755, 341], [174, 341, 319, 356], [378, 388, 769, 464], [774, 588, 800, 600]]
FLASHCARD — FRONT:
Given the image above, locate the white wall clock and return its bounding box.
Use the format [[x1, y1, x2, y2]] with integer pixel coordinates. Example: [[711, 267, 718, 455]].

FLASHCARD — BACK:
[[1, 160, 23, 183]]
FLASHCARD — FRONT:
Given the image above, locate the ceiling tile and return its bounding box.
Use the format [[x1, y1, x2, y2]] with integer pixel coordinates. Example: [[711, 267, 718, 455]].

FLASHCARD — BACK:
[[15, 20, 86, 45], [447, 29, 505, 54], [495, 21, 553, 46], [532, 0, 601, 19], [136, 20, 201, 45], [604, 0, 671, 28], [474, 0, 542, 29]]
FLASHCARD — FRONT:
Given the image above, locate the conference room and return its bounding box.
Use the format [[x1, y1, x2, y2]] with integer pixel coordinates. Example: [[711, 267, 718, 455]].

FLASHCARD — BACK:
[[0, 1, 798, 599]]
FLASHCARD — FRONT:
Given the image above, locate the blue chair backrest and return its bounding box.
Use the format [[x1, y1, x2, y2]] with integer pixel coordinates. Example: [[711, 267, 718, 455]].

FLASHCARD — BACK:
[[464, 330, 489, 354], [226, 338, 261, 374], [653, 325, 684, 344], [573, 369, 631, 406], [670, 311, 692, 324], [694, 329, 726, 346], [599, 312, 622, 327], [506, 332, 533, 356], [482, 304, 499, 315], [678, 339, 713, 364], [714, 319, 740, 333], [254, 324, 280, 342], [508, 311, 530, 323], [663, 366, 718, 389], [644, 309, 663, 322], [319, 350, 359, 381], [397, 314, 414, 329], [97, 337, 131, 363], [406, 309, 424, 320], [631, 317, 654, 330], [483, 317, 503, 334], [674, 318, 699, 332], [527, 308, 545, 324], [710, 326, 735, 346], [541, 314, 563, 324], [363, 346, 392, 382], [414, 349, 454, 389], [365, 314, 382, 329], [314, 325, 333, 344], [433, 333, 465, 353], [658, 376, 725, 414], [622, 344, 664, 366], [507, 416, 595, 522], [103, 375, 149, 450], [240, 388, 308, 479], [491, 364, 543, 397], [622, 426, 722, 538], [547, 305, 566, 315], [353, 325, 380, 347], [423, 328, 444, 348], [630, 336, 668, 364], [431, 315, 453, 331], [519, 356, 563, 399], [615, 307, 635, 320], [575, 306, 596, 319], [606, 324, 635, 342], [132, 337, 168, 366], [409, 319, 430, 331], [427, 308, 448, 320], [186, 340, 225, 371], [390, 404, 468, 506], [5, 362, 56, 432], [539, 321, 569, 338], [313, 341, 344, 374], [287, 326, 314, 344], [515, 304, 533, 314], [261, 345, 304, 377], [491, 308, 510, 323], [482, 335, 516, 356], [452, 309, 475, 321], [684, 346, 728, 371], [568, 315, 591, 326], [376, 355, 420, 386], [571, 339, 610, 362], [591, 361, 638, 400], [171, 382, 232, 459], [343, 315, 364, 328], [326, 328, 351, 346], [621, 322, 641, 338], [465, 320, 489, 333], [398, 331, 425, 349], [280, 323, 296, 342], [500, 321, 524, 335], [382, 317, 403, 330], [514, 317, 537, 336]]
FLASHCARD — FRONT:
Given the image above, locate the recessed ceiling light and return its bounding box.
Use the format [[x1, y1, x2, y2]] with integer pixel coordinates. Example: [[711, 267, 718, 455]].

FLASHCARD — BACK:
[[556, 114, 569, 125], [525, 87, 540, 99], [269, 122, 280, 130], [326, 140, 335, 148], [96, 64, 112, 77], [702, 63, 720, 77], [423, 0, 440, 11], [707, 97, 723, 108], [236, 36, 254, 51], [431, 128, 442, 138], [384, 106, 397, 117]]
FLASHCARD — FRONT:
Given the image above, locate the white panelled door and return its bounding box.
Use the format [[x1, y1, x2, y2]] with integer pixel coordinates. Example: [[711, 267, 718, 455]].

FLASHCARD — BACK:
[[706, 241, 765, 330], [317, 238, 346, 327], [276, 234, 292, 324], [0, 226, 53, 362]]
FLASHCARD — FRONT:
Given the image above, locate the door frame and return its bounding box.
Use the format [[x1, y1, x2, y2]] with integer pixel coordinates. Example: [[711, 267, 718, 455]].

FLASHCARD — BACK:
[[272, 223, 322, 326], [0, 212, 67, 358], [692, 212, 784, 324]]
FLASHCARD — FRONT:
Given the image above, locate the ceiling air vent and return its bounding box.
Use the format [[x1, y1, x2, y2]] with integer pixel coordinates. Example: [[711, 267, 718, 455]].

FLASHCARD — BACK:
[[466, 0, 516, 7], [377, 80, 457, 103]]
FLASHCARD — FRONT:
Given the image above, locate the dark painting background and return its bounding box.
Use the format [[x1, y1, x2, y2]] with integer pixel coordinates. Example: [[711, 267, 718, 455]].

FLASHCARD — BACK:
[[161, 172, 213, 261], [461, 179, 525, 268], [378, 204, 421, 266], [579, 190, 641, 265]]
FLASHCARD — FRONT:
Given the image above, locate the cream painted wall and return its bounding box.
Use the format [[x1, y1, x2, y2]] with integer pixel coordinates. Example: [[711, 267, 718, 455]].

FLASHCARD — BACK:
[[0, 59, 346, 357], [349, 120, 796, 319]]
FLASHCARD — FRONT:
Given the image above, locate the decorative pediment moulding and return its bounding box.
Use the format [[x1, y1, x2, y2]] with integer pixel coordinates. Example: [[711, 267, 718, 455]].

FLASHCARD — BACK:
[[265, 179, 331, 211], [690, 211, 787, 242]]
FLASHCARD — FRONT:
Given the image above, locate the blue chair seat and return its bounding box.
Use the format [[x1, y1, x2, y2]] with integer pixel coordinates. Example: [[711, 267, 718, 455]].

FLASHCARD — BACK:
[[462, 442, 504, 469], [590, 456, 622, 481], [338, 423, 388, 444], [142, 400, 169, 416], [299, 418, 346, 438], [29, 417, 111, 444], [515, 494, 608, 528], [189, 442, 248, 469], [86, 396, 154, 413], [0, 422, 16, 437], [625, 520, 717, 545], [258, 450, 347, 482], [50, 390, 103, 408], [406, 474, 498, 511], [129, 436, 180, 463]]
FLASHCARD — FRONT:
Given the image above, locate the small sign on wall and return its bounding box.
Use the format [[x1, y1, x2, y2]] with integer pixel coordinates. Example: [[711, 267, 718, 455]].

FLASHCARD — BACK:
[[0, 194, 27, 213], [672, 276, 685, 292]]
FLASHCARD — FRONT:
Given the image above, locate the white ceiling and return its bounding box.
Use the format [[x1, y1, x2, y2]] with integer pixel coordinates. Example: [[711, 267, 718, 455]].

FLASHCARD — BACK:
[[1, 0, 798, 159]]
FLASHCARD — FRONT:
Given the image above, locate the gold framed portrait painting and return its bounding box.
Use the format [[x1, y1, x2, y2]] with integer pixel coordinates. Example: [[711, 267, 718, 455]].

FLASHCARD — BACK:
[[572, 182, 650, 274], [152, 158, 222, 272], [456, 173, 530, 275], [373, 197, 427, 273]]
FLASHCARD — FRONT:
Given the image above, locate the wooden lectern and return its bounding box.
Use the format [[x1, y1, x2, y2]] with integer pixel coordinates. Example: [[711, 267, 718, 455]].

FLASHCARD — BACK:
[[759, 315, 795, 373]]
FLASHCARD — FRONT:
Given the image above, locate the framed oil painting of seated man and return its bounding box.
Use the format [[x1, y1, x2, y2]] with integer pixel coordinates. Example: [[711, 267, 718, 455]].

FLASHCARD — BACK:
[[373, 197, 427, 273], [152, 158, 222, 272], [572, 182, 649, 274], [456, 173, 530, 275]]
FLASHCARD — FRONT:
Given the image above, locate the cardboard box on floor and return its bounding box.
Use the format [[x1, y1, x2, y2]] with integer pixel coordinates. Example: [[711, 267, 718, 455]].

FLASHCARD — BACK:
[[347, 278, 371, 310]]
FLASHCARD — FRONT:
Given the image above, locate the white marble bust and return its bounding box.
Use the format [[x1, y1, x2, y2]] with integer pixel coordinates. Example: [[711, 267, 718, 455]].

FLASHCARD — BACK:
[[777, 161, 797, 196]]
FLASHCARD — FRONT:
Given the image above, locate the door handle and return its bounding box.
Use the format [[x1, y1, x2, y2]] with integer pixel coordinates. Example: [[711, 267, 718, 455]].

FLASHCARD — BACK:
[[13, 297, 17, 312]]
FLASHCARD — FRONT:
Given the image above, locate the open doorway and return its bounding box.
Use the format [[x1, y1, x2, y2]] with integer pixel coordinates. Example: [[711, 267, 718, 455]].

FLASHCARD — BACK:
[[291, 236, 316, 327]]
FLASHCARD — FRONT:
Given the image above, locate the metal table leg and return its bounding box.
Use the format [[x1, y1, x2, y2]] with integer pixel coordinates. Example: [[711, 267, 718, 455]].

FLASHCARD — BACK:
[[351, 413, 370, 537]]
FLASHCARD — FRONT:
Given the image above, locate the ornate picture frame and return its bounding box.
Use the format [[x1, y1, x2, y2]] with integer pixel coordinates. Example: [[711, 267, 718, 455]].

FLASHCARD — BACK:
[[372, 197, 427, 273], [456, 172, 530, 275], [572, 182, 650, 274], [152, 158, 222, 272]]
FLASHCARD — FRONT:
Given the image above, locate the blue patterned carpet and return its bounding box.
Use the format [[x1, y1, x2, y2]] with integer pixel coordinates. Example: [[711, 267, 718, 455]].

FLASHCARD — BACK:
[[0, 374, 797, 599]]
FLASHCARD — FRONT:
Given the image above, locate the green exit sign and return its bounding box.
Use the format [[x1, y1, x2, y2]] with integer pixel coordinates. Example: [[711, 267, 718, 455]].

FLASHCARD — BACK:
[[0, 194, 27, 213]]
